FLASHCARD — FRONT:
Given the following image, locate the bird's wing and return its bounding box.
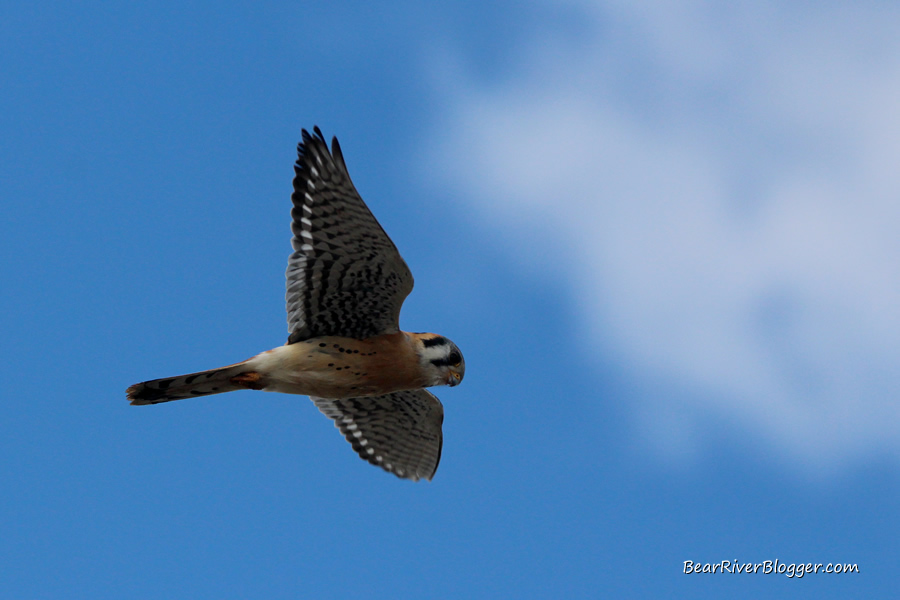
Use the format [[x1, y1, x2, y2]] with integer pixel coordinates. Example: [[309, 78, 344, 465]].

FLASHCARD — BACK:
[[311, 389, 444, 481], [286, 127, 414, 343]]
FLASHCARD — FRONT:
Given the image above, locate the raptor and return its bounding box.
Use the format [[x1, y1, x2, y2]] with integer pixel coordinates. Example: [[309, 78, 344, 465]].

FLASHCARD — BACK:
[[127, 127, 465, 481]]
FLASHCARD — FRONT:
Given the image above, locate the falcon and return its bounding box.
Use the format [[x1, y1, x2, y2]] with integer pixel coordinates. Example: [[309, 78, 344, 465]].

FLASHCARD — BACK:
[[127, 127, 465, 481]]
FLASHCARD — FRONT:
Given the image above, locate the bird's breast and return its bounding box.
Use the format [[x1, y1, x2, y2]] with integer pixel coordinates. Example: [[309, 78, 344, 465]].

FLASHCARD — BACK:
[[249, 332, 427, 398]]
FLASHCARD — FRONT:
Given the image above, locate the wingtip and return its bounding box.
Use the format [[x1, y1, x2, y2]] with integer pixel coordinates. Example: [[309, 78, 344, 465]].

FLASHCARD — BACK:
[[296, 126, 348, 176], [331, 135, 344, 163], [298, 126, 333, 159], [299, 126, 327, 147]]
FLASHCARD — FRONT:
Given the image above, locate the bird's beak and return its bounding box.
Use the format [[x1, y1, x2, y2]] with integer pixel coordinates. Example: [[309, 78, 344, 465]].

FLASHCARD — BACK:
[[448, 369, 462, 387]]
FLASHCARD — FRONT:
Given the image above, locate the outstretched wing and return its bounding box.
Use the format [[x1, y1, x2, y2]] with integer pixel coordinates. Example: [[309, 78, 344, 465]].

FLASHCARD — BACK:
[[286, 127, 414, 343], [311, 390, 444, 481]]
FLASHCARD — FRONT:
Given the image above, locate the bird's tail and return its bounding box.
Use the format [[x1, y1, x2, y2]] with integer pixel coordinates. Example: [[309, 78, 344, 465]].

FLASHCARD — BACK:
[[127, 360, 264, 405]]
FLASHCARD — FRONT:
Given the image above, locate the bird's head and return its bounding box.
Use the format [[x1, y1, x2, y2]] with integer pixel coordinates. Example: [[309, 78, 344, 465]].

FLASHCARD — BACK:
[[413, 333, 465, 388]]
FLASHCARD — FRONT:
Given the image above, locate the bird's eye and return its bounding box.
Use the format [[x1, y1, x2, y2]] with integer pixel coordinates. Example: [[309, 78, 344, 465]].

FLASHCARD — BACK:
[[447, 350, 461, 367]]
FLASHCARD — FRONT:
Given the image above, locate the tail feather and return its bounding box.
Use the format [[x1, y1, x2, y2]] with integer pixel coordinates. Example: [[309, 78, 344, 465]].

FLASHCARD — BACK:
[[127, 361, 262, 405]]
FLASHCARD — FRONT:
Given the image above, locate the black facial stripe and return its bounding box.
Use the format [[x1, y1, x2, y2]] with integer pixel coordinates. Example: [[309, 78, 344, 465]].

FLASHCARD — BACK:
[[422, 336, 448, 348], [430, 358, 449, 368]]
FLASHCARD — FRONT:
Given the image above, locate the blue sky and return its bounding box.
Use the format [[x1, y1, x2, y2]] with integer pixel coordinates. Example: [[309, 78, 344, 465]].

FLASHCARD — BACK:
[[2, 1, 897, 598]]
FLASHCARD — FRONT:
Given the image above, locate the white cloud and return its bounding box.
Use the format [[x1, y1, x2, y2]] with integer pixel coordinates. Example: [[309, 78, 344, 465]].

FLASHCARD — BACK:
[[428, 0, 900, 470]]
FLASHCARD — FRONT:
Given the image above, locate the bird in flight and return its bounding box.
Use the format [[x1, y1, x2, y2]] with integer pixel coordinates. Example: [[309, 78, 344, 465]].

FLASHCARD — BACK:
[[127, 127, 465, 481]]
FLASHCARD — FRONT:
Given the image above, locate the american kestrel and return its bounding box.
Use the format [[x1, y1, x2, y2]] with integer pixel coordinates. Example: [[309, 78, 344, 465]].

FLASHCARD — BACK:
[[127, 127, 465, 481]]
